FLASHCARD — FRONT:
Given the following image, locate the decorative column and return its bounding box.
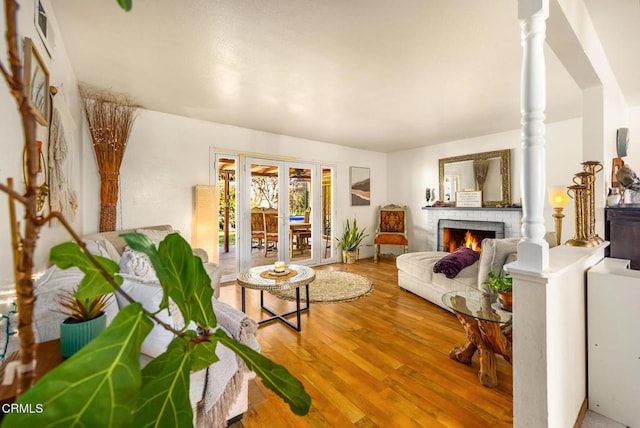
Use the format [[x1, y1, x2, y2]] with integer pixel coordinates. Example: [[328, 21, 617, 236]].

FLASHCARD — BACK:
[[517, 0, 549, 271]]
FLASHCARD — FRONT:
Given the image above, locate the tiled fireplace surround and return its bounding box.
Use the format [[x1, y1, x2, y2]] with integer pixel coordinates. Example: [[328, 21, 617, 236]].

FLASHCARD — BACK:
[[424, 207, 522, 251]]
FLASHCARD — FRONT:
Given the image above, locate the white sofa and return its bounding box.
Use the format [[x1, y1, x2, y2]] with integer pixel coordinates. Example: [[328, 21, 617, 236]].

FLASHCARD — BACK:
[[33, 225, 256, 427], [396, 238, 520, 311], [397, 235, 557, 311]]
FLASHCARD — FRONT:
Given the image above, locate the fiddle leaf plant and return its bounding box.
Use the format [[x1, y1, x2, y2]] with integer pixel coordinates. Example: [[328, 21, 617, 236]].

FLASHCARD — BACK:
[[2, 233, 311, 427]]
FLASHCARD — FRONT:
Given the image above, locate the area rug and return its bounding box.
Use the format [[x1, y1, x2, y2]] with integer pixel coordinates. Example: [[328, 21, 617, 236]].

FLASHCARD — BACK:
[[269, 270, 373, 304]]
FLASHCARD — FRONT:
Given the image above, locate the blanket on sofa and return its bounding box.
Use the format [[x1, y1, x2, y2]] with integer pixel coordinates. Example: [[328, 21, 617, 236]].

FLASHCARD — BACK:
[[196, 300, 258, 428]]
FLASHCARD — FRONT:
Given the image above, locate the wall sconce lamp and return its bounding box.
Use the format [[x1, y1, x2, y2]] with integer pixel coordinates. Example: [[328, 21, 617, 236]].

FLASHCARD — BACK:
[[548, 186, 569, 246]]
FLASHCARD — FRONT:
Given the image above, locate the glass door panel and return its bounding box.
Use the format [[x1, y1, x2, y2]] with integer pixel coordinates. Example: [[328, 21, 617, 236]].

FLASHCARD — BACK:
[[288, 165, 312, 263], [241, 158, 286, 270], [321, 166, 335, 262], [215, 155, 238, 282]]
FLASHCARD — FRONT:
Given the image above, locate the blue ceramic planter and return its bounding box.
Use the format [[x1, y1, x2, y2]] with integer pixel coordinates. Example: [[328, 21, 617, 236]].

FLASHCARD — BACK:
[[60, 312, 107, 358]]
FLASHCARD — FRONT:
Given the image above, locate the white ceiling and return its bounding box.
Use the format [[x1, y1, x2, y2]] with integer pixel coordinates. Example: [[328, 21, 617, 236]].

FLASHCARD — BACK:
[[50, 0, 638, 153]]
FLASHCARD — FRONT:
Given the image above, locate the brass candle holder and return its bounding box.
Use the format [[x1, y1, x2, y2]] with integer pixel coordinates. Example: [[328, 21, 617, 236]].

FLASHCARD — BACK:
[[581, 161, 604, 244], [565, 184, 594, 247]]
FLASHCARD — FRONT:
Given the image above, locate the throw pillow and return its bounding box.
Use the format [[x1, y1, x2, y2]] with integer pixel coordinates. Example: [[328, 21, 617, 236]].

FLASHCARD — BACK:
[[433, 247, 480, 279], [116, 275, 174, 358], [84, 238, 121, 262], [119, 247, 158, 282], [135, 228, 179, 247]]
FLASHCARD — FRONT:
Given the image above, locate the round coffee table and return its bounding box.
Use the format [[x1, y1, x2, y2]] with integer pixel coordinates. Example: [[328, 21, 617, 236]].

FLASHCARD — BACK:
[[236, 264, 315, 332], [442, 289, 512, 387]]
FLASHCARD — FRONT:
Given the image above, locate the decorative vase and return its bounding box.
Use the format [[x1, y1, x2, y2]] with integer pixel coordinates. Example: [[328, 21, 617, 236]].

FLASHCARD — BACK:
[[60, 312, 107, 358], [497, 291, 512, 312], [606, 188, 621, 207], [343, 250, 358, 264]]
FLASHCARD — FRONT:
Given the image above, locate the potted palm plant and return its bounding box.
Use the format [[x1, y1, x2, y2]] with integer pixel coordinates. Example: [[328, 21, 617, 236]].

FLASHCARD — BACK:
[[58, 289, 112, 358], [483, 271, 513, 311], [336, 218, 368, 264]]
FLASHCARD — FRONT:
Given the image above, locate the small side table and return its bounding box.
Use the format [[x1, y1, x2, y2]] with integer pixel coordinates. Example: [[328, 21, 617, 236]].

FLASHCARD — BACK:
[[442, 289, 512, 388], [0, 340, 62, 405], [236, 265, 315, 332]]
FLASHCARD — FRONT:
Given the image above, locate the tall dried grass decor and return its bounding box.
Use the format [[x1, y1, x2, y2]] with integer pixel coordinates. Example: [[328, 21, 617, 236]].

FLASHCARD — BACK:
[[80, 87, 138, 231]]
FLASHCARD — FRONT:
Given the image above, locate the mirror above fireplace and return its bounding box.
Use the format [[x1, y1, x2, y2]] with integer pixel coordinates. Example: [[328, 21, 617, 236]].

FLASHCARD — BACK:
[[438, 149, 511, 207]]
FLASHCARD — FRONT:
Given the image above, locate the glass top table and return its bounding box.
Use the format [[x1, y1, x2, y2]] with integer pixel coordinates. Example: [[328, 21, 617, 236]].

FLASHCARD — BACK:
[[441, 288, 512, 388], [441, 289, 512, 324]]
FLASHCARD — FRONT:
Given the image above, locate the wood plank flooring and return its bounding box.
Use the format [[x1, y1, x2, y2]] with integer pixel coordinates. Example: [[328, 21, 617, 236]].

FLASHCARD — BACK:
[[219, 257, 513, 427]]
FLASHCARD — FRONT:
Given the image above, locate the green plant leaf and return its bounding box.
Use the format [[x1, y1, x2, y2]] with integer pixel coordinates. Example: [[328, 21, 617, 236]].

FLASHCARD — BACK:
[[3, 303, 152, 427], [213, 329, 311, 416], [122, 232, 216, 328], [117, 0, 132, 11], [50, 241, 122, 298], [189, 333, 219, 371], [134, 337, 193, 427]]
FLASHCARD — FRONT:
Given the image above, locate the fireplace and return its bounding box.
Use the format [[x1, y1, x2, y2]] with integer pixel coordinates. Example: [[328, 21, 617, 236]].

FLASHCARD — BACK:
[[438, 219, 505, 252]]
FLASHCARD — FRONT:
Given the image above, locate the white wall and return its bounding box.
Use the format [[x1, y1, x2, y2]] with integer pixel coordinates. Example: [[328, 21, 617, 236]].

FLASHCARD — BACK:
[[0, 0, 83, 282], [81, 109, 387, 260], [386, 118, 582, 252], [626, 106, 640, 169]]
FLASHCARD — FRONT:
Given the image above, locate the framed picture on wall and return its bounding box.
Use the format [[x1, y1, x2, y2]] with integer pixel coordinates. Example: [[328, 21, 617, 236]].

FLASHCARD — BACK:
[[350, 167, 370, 206], [23, 37, 50, 127], [34, 0, 55, 57]]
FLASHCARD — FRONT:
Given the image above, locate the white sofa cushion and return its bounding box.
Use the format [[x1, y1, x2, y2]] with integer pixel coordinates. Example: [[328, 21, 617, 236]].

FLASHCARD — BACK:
[[136, 227, 179, 246], [476, 238, 519, 292], [431, 262, 479, 291], [396, 251, 448, 283]]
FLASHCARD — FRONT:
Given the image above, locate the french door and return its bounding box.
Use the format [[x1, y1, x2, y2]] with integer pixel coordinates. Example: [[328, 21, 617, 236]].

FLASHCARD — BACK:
[[215, 153, 335, 282]]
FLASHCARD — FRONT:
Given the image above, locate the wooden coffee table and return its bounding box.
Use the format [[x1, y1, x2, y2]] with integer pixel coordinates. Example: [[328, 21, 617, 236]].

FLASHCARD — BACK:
[[442, 289, 512, 387], [236, 264, 315, 332]]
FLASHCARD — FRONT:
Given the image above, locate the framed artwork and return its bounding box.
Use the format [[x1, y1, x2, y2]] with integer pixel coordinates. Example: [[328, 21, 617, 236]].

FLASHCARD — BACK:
[[34, 0, 55, 57], [456, 190, 482, 208], [23, 37, 49, 127], [350, 167, 370, 206]]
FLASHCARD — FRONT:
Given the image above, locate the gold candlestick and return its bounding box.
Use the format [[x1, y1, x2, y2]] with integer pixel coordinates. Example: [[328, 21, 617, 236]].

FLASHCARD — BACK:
[[581, 161, 604, 244], [565, 184, 594, 247]]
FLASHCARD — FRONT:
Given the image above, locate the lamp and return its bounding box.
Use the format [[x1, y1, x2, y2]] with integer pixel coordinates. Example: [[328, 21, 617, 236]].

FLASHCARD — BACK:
[[548, 186, 569, 246]]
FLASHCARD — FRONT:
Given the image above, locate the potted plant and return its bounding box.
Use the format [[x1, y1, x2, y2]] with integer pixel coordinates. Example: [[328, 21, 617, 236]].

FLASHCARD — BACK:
[[336, 218, 368, 264], [483, 271, 513, 311], [58, 289, 112, 358]]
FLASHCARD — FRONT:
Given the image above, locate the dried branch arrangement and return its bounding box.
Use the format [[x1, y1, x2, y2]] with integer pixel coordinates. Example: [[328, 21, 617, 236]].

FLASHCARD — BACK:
[[80, 87, 138, 232]]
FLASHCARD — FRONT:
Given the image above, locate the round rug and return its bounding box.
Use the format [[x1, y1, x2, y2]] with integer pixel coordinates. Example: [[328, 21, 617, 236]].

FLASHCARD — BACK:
[[269, 270, 373, 304]]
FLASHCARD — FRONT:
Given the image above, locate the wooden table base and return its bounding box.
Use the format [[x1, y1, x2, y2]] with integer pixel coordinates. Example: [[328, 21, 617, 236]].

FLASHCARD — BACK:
[[449, 296, 512, 388]]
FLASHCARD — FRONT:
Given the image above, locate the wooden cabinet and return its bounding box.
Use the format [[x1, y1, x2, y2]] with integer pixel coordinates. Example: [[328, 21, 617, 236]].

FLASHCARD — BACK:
[[605, 207, 640, 270]]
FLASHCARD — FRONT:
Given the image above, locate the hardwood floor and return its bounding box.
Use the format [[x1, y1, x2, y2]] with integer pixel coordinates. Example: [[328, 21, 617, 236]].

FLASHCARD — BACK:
[[219, 257, 513, 427]]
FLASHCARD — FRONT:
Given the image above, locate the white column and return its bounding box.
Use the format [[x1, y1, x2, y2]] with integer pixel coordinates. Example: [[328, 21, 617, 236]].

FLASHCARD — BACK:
[[518, 0, 549, 271]]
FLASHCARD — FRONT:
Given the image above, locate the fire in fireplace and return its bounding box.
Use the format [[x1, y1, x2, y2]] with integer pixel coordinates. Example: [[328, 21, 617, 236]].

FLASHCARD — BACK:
[[437, 219, 505, 252], [442, 228, 496, 253]]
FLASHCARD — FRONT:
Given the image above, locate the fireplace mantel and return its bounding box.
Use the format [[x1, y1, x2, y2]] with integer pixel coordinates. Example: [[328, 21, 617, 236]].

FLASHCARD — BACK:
[[422, 206, 522, 212], [424, 206, 522, 251]]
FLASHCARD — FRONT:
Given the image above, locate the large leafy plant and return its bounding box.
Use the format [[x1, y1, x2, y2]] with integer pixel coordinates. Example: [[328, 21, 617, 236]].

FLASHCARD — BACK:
[[336, 218, 368, 252], [0, 0, 310, 425]]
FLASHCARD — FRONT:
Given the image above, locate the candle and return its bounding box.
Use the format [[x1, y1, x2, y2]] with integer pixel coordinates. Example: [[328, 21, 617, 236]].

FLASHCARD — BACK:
[[274, 261, 286, 272]]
